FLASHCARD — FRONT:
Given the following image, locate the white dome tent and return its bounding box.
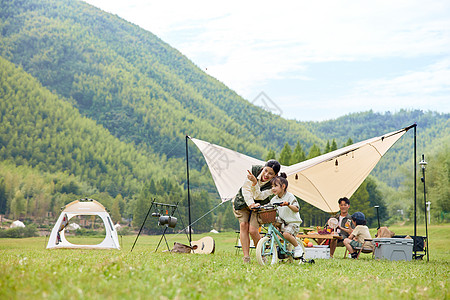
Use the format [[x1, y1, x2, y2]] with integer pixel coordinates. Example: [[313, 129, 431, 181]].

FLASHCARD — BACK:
[[67, 223, 81, 231], [11, 220, 26, 228], [47, 199, 120, 250]]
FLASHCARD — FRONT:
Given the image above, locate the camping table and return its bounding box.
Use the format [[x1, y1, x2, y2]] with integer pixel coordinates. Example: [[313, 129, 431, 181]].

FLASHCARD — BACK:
[[297, 233, 342, 245]]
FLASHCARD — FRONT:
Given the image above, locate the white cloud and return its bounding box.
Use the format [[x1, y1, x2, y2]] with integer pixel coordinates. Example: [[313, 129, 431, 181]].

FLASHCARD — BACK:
[[84, 0, 450, 120], [344, 59, 450, 112], [351, 59, 450, 99]]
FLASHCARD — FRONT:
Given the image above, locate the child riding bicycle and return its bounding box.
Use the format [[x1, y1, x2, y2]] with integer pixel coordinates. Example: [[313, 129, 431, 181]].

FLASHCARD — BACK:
[[269, 173, 304, 258]]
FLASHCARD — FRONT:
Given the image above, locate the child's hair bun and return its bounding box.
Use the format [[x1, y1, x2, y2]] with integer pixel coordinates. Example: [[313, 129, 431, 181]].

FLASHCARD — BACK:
[[279, 172, 287, 178]]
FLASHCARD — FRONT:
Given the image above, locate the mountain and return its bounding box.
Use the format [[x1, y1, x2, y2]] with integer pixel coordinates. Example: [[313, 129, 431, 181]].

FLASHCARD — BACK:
[[0, 55, 161, 197], [0, 0, 320, 161], [0, 0, 448, 226]]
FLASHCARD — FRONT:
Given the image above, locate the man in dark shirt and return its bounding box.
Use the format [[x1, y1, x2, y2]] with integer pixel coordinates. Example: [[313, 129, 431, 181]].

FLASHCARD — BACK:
[[328, 197, 354, 257]]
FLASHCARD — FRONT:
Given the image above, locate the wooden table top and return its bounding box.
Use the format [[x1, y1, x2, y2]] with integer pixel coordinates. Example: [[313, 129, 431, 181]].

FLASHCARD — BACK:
[[297, 233, 342, 240]]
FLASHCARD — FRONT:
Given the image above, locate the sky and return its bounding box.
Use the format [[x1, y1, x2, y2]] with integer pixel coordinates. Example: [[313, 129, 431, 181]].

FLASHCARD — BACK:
[[83, 0, 450, 121]]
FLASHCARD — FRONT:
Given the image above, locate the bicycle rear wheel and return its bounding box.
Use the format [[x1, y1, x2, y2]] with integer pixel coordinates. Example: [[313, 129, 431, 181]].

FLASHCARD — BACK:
[[255, 236, 278, 266]]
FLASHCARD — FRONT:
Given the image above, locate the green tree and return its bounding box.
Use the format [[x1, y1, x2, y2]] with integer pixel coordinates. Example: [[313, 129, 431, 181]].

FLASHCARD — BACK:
[[115, 194, 126, 216], [279, 143, 292, 165], [11, 190, 26, 219], [426, 144, 450, 222], [365, 177, 387, 226], [324, 141, 331, 153], [0, 178, 7, 215], [265, 149, 276, 161], [89, 192, 114, 210], [349, 180, 375, 223], [189, 190, 213, 232], [110, 197, 122, 224], [307, 144, 321, 159], [132, 187, 154, 231], [220, 201, 239, 231], [297, 199, 330, 227], [291, 141, 306, 164], [331, 139, 338, 151]]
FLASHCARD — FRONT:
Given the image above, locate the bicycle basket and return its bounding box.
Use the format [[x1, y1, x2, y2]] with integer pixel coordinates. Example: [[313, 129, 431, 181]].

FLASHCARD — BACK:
[[258, 208, 277, 224]]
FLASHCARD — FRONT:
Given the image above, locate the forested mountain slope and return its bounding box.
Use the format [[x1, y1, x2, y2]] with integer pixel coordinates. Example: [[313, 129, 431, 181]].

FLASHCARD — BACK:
[[0, 56, 165, 197], [0, 0, 320, 163]]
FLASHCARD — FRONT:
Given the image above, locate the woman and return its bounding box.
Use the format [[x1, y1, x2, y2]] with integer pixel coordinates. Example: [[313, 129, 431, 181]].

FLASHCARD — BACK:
[[233, 159, 280, 263]]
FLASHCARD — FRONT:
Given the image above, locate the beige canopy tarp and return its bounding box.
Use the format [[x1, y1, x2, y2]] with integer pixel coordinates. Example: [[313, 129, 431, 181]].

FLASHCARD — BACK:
[[190, 125, 413, 213]]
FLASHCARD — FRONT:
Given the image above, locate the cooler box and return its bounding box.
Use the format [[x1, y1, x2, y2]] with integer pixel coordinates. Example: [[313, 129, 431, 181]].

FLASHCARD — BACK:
[[373, 238, 413, 261], [304, 246, 330, 259]]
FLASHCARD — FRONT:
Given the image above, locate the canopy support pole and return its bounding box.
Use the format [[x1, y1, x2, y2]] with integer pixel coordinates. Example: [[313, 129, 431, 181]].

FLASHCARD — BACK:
[[186, 135, 192, 244], [413, 124, 417, 259], [420, 154, 429, 262]]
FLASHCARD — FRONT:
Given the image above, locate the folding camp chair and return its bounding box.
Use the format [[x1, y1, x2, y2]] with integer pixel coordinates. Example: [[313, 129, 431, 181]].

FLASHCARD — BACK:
[[234, 226, 268, 255], [393, 235, 427, 260], [344, 239, 374, 259], [234, 231, 256, 254]]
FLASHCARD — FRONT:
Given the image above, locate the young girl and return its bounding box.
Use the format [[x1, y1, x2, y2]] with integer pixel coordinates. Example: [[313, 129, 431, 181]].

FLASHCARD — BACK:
[[233, 159, 281, 263], [343, 211, 372, 259], [270, 173, 303, 258]]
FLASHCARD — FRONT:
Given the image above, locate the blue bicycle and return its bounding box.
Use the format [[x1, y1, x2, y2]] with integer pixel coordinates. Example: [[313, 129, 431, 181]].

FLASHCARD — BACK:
[[254, 203, 314, 266]]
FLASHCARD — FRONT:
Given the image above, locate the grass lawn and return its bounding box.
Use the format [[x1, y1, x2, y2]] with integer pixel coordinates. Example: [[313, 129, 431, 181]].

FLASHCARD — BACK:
[[0, 224, 449, 299]]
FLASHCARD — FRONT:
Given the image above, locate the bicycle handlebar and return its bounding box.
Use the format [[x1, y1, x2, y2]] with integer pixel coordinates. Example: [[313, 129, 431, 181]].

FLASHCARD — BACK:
[[250, 202, 284, 211]]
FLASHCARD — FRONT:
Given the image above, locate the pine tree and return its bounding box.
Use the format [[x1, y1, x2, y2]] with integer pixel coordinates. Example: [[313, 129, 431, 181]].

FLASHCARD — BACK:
[[265, 149, 276, 161], [307, 144, 321, 159], [279, 143, 292, 166], [331, 139, 338, 151], [349, 180, 375, 222], [291, 141, 306, 164], [0, 178, 7, 215], [324, 141, 331, 153]]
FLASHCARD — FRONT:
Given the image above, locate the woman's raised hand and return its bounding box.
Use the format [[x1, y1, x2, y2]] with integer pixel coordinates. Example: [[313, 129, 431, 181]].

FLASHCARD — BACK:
[[247, 170, 257, 186]]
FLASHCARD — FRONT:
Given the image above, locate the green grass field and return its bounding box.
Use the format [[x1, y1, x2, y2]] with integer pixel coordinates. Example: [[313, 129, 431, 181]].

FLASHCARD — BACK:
[[1, 225, 449, 299]]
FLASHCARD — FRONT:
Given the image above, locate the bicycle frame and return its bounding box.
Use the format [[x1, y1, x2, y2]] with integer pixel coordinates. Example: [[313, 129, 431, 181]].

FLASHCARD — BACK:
[[263, 223, 292, 259], [254, 203, 313, 266]]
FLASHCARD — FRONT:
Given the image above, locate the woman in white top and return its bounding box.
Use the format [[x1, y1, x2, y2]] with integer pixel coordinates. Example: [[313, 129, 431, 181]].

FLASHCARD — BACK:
[[234, 160, 281, 263]]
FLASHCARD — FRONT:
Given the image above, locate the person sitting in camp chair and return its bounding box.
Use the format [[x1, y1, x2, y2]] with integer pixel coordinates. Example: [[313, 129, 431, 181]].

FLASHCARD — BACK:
[[343, 212, 372, 259], [325, 197, 355, 257]]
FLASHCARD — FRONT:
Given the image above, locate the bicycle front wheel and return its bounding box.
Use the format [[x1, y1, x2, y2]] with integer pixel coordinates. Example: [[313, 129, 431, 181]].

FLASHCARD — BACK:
[[255, 236, 278, 266]]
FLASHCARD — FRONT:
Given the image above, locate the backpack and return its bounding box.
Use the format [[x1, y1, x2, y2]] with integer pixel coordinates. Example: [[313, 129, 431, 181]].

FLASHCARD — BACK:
[[376, 226, 395, 238]]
